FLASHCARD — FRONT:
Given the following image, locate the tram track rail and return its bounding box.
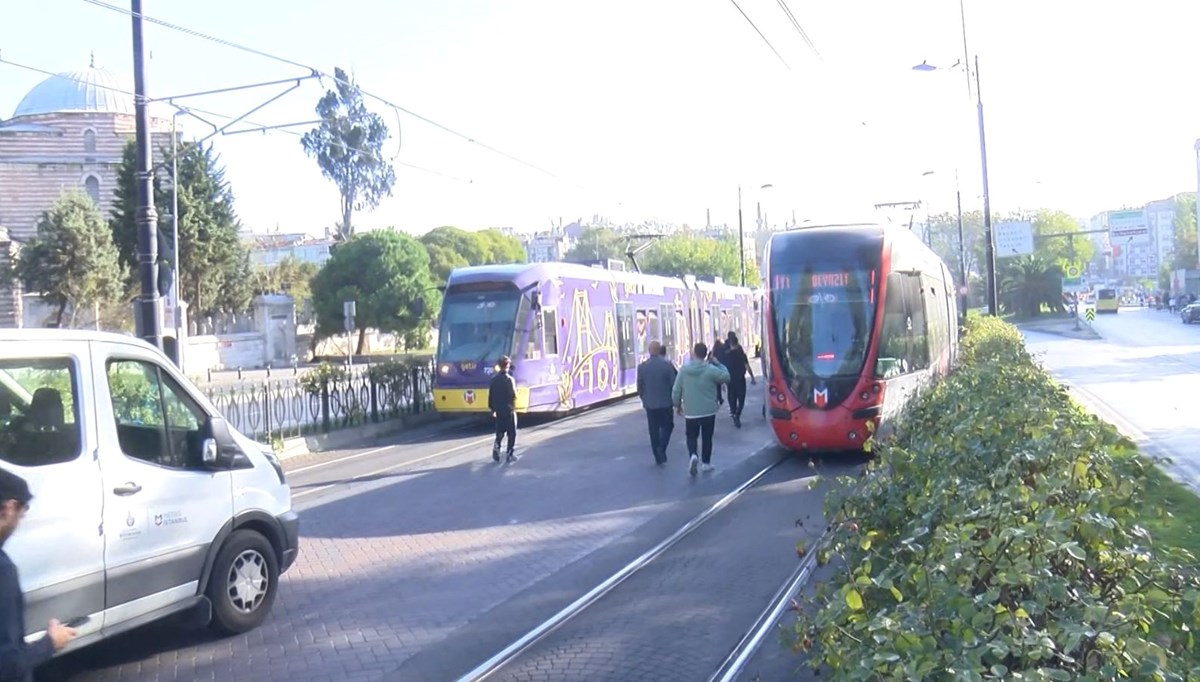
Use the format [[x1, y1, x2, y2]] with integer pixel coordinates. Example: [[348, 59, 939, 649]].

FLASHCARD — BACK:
[[456, 444, 796, 682]]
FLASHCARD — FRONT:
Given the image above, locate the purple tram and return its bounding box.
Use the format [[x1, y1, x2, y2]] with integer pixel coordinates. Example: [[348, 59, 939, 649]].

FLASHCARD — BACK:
[[432, 261, 760, 415]]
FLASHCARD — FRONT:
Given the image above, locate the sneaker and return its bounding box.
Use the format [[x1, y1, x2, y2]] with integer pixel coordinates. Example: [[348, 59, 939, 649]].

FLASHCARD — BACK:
[[733, 415, 742, 428], [688, 454, 699, 476], [701, 463, 715, 473], [505, 451, 519, 463], [492, 447, 501, 463]]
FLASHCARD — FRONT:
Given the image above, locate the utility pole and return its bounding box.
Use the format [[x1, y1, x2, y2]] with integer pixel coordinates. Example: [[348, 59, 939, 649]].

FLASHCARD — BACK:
[[976, 55, 999, 316], [738, 185, 746, 287], [956, 188, 968, 326], [131, 0, 162, 349]]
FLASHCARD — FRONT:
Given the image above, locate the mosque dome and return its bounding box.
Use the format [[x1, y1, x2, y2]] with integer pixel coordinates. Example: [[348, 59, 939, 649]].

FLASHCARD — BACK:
[[12, 60, 135, 119]]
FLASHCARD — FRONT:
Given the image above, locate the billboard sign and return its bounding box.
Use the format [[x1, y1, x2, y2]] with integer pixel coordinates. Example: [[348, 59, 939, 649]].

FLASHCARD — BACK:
[[994, 220, 1035, 258], [1108, 209, 1151, 246]]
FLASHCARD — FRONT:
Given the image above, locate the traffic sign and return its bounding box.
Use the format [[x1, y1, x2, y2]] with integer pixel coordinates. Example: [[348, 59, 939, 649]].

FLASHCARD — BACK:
[[1084, 307, 1095, 322]]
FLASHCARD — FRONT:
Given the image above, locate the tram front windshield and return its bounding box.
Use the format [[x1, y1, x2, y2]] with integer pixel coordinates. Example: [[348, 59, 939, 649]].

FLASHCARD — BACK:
[[436, 290, 520, 364], [769, 252, 879, 382]]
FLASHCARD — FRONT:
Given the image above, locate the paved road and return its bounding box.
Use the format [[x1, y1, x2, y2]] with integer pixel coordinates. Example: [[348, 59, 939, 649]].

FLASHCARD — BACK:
[[47, 387, 847, 681], [1023, 305, 1200, 490]]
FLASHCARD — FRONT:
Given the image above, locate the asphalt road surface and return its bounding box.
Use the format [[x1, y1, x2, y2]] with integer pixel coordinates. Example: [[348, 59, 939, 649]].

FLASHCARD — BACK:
[[47, 387, 855, 681]]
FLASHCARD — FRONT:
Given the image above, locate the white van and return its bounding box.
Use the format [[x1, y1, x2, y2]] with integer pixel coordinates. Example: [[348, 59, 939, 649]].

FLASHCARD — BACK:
[[0, 330, 298, 655]]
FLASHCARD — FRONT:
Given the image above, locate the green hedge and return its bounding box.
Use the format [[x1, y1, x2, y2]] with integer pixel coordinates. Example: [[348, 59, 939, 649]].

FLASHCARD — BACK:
[[793, 316, 1200, 680]]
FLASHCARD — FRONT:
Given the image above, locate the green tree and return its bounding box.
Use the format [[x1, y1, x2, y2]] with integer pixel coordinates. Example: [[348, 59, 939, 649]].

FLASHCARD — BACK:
[[476, 229, 527, 264], [565, 227, 629, 265], [111, 139, 252, 315], [1029, 209, 1094, 267], [310, 229, 439, 353], [922, 210, 985, 288], [14, 191, 124, 327], [250, 256, 320, 302], [420, 226, 487, 283], [1171, 192, 1197, 270], [998, 252, 1062, 318], [301, 67, 396, 242], [419, 226, 527, 283], [640, 234, 760, 285]]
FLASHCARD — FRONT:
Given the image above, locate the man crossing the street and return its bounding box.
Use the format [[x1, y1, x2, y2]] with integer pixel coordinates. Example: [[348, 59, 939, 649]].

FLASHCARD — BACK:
[[488, 356, 519, 463], [722, 332, 756, 428]]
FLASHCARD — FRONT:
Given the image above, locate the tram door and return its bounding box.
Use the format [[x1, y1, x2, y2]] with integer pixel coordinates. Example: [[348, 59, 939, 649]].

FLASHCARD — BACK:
[[615, 302, 636, 389]]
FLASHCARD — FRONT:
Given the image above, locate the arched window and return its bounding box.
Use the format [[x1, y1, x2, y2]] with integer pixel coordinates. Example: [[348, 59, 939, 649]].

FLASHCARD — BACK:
[[84, 176, 100, 205], [83, 129, 96, 154]]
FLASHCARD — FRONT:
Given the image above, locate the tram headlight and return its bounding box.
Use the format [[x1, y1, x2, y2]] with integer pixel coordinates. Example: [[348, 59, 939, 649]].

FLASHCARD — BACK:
[[438, 363, 451, 375]]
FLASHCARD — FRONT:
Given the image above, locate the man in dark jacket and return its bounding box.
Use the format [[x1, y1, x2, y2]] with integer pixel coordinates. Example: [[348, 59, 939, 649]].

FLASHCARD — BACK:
[[637, 341, 677, 465], [488, 356, 519, 463], [723, 332, 756, 428], [0, 469, 75, 682]]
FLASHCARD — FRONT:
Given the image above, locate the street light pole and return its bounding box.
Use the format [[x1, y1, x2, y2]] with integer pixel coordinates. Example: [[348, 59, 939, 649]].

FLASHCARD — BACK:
[[975, 55, 998, 316], [171, 113, 181, 347], [131, 0, 162, 348], [738, 184, 745, 287]]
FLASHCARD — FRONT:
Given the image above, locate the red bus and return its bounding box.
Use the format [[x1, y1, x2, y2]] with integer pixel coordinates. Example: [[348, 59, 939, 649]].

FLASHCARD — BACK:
[[762, 222, 959, 452]]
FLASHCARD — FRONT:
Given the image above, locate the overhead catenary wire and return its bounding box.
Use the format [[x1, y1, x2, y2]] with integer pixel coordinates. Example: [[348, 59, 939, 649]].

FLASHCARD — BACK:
[[727, 0, 791, 71], [78, 0, 587, 191], [773, 0, 822, 60], [0, 55, 470, 184]]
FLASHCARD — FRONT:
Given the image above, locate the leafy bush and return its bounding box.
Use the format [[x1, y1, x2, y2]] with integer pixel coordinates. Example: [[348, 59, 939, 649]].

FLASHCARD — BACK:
[[298, 362, 348, 395], [793, 316, 1200, 680]]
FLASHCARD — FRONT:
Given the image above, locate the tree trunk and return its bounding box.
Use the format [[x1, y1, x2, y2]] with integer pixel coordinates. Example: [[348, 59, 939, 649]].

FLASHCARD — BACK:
[[341, 203, 353, 241], [356, 326, 367, 355]]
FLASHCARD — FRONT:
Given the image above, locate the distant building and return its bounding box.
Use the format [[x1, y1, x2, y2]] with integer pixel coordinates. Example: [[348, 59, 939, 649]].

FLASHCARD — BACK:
[[1144, 196, 1179, 270], [0, 58, 175, 327], [247, 232, 334, 268], [524, 231, 573, 263]]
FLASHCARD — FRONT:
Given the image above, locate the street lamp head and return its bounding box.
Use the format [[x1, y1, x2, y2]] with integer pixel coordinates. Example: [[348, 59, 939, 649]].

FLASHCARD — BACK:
[[922, 170, 936, 176], [760, 183, 774, 189], [912, 60, 937, 72]]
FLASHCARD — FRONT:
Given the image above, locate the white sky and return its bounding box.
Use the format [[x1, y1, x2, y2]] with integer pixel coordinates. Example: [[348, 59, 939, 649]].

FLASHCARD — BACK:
[[1, 0, 1197, 235]]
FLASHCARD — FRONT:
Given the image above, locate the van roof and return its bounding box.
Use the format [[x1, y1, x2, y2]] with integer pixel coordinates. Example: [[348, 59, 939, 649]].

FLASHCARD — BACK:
[[0, 328, 155, 348]]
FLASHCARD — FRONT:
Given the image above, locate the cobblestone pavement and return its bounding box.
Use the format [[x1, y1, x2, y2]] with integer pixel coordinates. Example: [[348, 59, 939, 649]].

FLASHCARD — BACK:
[[474, 456, 853, 682], [49, 390, 831, 681]]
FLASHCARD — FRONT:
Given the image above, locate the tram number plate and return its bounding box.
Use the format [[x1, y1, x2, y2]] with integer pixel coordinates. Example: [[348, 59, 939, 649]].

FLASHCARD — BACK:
[[459, 362, 477, 371]]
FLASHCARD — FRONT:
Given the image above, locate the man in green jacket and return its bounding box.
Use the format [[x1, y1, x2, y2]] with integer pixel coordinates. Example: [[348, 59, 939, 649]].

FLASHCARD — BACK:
[[672, 342, 731, 476]]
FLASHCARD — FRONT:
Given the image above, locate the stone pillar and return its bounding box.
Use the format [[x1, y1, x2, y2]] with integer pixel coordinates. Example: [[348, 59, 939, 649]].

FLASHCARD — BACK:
[[253, 294, 297, 367]]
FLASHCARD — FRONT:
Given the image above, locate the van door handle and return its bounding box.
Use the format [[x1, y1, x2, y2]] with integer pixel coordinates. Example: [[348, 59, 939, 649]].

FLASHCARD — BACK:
[[113, 483, 142, 496]]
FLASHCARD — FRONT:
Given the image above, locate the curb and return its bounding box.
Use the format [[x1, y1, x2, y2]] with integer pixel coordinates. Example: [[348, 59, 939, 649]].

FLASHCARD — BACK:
[[275, 412, 477, 460]]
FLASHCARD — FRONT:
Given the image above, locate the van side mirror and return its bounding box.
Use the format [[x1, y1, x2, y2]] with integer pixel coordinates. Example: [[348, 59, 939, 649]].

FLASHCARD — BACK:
[[199, 415, 250, 469]]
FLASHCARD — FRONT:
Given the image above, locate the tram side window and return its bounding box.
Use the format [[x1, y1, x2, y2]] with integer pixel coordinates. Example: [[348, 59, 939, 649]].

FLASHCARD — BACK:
[[542, 308, 558, 355], [875, 273, 911, 378], [922, 279, 946, 365], [903, 275, 930, 371], [659, 303, 675, 356], [647, 310, 660, 352]]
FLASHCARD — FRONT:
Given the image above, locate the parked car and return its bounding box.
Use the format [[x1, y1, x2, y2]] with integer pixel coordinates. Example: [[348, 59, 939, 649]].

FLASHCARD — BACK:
[[1182, 303, 1200, 323], [0, 329, 298, 658]]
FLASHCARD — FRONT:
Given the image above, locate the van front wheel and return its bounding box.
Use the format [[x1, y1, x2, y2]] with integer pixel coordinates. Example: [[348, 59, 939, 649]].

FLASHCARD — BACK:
[[207, 529, 280, 635]]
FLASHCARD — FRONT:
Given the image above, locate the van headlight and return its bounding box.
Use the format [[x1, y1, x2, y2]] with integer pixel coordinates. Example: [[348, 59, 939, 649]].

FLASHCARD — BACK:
[[261, 447, 286, 484]]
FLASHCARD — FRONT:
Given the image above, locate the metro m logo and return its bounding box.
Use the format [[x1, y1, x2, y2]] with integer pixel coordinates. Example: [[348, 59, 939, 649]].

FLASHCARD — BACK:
[[464, 390, 476, 405], [813, 387, 828, 408]]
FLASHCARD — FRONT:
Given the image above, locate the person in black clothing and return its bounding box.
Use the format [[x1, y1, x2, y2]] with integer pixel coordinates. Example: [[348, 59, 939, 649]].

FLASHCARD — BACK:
[[723, 332, 756, 428], [0, 469, 76, 682], [488, 356, 519, 463], [712, 338, 726, 406]]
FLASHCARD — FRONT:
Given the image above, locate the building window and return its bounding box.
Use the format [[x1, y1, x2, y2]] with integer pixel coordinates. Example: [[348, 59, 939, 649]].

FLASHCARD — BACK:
[[84, 176, 100, 205], [83, 129, 96, 154]]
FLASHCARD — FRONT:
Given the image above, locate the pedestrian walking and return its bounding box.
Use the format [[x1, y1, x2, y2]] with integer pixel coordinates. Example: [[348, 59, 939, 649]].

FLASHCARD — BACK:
[[722, 332, 756, 428], [672, 342, 731, 476], [637, 340, 677, 465], [0, 469, 76, 682], [488, 356, 519, 463], [712, 338, 726, 406]]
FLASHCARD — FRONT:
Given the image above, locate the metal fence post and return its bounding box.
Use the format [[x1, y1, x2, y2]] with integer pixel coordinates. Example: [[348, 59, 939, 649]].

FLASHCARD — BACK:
[[369, 373, 380, 423], [410, 366, 421, 415], [321, 379, 331, 433], [263, 381, 273, 443]]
